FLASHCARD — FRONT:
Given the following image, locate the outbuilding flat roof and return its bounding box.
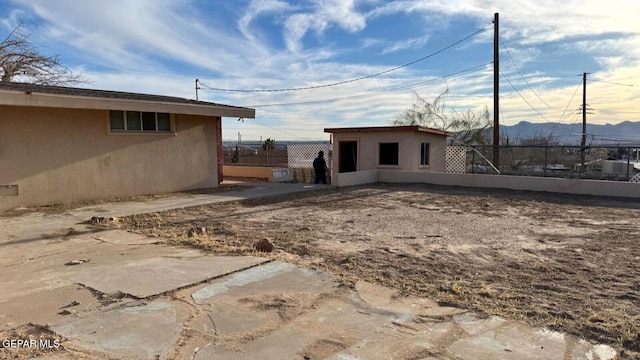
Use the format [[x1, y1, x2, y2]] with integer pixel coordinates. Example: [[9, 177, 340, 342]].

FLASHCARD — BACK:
[[324, 125, 453, 137], [0, 82, 255, 118]]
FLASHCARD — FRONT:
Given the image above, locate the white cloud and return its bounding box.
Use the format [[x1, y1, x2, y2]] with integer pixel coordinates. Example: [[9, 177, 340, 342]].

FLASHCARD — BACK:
[[381, 35, 431, 54], [283, 0, 367, 53], [238, 0, 295, 43]]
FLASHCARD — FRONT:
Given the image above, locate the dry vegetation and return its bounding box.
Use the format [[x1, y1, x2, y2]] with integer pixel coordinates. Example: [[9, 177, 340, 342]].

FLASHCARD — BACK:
[[110, 184, 640, 358]]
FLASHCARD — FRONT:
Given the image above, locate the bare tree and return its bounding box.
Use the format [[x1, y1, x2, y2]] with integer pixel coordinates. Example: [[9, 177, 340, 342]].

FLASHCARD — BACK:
[[1, 25, 87, 86], [394, 89, 492, 145]]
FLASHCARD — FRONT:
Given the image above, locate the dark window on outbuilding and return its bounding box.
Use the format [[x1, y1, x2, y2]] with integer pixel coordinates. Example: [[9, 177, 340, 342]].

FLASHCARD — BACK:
[[420, 142, 430, 165], [379, 142, 399, 165]]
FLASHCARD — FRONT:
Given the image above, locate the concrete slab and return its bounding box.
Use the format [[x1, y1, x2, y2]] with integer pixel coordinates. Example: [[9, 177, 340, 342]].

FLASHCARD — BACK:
[[66, 182, 330, 218], [196, 296, 393, 360], [192, 270, 617, 360], [192, 261, 336, 304], [52, 301, 183, 360], [69, 256, 268, 298], [73, 229, 159, 245], [0, 284, 99, 331], [446, 322, 617, 360], [192, 261, 337, 339]]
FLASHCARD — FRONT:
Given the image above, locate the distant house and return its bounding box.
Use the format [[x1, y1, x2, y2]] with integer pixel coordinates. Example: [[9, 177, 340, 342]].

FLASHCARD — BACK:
[[0, 82, 254, 210], [324, 126, 453, 182]]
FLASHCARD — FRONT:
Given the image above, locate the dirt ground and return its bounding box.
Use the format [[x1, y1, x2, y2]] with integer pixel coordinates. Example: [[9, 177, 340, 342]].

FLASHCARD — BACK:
[[112, 183, 640, 359]]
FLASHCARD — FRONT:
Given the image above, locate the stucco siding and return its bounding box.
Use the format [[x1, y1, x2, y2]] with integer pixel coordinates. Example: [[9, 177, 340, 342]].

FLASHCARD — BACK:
[[330, 131, 447, 179], [0, 106, 218, 209]]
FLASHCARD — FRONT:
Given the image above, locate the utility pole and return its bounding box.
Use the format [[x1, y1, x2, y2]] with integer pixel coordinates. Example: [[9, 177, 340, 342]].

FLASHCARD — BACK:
[[580, 72, 588, 173], [493, 12, 500, 169], [195, 79, 200, 101]]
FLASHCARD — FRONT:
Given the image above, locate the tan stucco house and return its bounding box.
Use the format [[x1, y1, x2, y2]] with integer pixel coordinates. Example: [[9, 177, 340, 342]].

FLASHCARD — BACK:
[[0, 82, 254, 210], [324, 126, 453, 183]]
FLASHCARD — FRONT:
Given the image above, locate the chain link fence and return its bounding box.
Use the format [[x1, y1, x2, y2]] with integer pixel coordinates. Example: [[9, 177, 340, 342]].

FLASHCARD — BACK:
[[223, 142, 331, 183], [449, 145, 640, 181], [222, 143, 288, 168]]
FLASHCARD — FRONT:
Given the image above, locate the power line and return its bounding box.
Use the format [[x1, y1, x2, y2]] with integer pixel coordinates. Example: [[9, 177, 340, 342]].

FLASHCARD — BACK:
[[545, 78, 584, 137], [500, 69, 551, 122], [589, 79, 634, 87], [248, 118, 318, 140], [500, 35, 554, 110], [562, 112, 582, 144], [247, 62, 491, 108], [198, 27, 489, 93]]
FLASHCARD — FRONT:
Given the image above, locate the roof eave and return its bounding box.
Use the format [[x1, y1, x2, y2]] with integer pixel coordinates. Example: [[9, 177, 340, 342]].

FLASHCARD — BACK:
[[324, 126, 453, 137], [0, 89, 256, 118]]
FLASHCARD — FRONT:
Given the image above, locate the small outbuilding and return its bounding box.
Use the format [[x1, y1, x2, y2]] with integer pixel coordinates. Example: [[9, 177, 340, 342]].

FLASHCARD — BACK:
[[324, 125, 453, 184], [0, 82, 255, 210]]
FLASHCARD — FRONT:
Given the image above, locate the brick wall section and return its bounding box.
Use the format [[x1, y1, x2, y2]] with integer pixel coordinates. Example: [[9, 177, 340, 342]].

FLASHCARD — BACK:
[[216, 117, 223, 183]]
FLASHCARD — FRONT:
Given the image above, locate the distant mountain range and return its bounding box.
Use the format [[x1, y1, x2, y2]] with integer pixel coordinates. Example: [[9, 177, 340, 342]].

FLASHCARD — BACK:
[[500, 121, 640, 145]]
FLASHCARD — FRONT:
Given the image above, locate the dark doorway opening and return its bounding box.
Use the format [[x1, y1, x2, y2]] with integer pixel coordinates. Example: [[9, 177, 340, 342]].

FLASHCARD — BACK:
[[339, 141, 357, 173]]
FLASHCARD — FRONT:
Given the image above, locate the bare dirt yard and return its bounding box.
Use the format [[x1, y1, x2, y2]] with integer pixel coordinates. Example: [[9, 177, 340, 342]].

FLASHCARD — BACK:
[[113, 183, 640, 358]]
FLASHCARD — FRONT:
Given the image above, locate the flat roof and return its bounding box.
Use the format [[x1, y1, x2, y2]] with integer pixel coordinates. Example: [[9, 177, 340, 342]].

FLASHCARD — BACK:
[[0, 82, 255, 118], [324, 125, 453, 137]]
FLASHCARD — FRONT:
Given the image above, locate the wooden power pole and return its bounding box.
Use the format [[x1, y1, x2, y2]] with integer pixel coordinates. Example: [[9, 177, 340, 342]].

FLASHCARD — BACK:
[[580, 72, 588, 172], [493, 13, 500, 168]]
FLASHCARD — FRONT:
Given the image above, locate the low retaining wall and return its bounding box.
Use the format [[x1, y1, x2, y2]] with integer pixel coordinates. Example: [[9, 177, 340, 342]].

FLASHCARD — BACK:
[[334, 170, 378, 188], [223, 166, 293, 182], [332, 169, 640, 198]]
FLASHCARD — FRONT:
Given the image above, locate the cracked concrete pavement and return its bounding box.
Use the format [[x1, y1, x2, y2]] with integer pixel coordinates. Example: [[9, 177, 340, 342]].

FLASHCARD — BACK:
[[0, 182, 618, 359]]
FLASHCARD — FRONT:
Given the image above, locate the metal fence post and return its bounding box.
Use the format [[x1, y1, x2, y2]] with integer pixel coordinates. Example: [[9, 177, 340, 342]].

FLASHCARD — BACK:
[[471, 149, 475, 174], [544, 146, 548, 177], [627, 147, 631, 180]]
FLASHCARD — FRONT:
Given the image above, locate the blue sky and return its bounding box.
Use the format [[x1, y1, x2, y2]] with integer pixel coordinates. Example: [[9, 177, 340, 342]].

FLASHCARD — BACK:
[[1, 0, 639, 141]]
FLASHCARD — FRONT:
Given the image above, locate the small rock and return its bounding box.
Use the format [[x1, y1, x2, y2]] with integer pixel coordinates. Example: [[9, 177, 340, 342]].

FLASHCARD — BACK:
[[61, 301, 80, 309], [65, 259, 90, 266], [57, 309, 76, 315], [484, 202, 491, 207], [254, 238, 275, 253]]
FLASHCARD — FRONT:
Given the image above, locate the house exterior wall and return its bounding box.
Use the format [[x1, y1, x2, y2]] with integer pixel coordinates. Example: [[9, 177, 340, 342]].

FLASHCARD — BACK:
[[330, 131, 447, 179], [0, 105, 219, 210]]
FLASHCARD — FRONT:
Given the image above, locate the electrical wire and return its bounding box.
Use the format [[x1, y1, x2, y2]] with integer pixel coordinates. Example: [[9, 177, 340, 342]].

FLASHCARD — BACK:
[[500, 36, 554, 110], [500, 69, 551, 122], [544, 79, 584, 137], [249, 118, 318, 140], [589, 79, 634, 87], [246, 62, 491, 108], [198, 27, 489, 93], [561, 112, 582, 145]]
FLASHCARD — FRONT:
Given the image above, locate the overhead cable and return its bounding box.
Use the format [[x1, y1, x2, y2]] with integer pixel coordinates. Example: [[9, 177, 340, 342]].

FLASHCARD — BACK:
[[500, 35, 554, 110], [247, 62, 491, 108], [501, 69, 551, 122], [199, 27, 489, 93]]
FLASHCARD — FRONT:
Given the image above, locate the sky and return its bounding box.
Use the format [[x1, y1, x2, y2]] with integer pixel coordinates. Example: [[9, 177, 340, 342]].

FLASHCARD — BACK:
[[1, 0, 639, 141]]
